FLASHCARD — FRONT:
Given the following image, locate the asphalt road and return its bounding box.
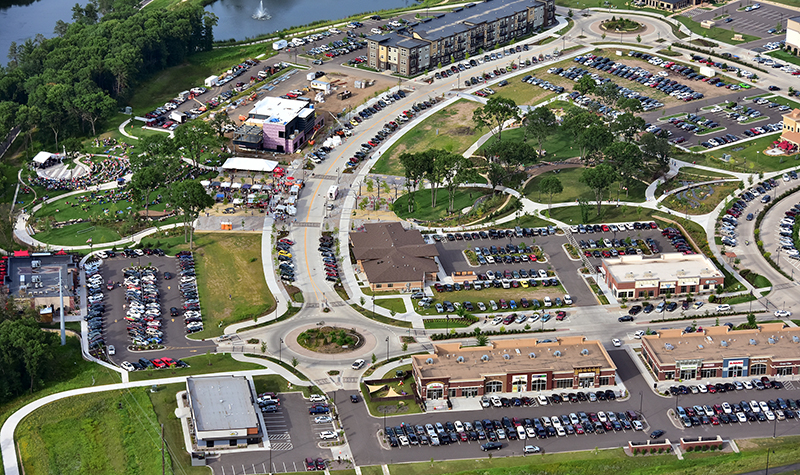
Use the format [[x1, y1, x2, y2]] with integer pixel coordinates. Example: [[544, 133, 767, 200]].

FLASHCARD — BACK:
[[688, 3, 792, 51], [100, 255, 215, 365]]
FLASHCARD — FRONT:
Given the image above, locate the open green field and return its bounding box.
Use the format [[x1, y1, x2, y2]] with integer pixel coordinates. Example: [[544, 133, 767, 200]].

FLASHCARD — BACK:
[[17, 388, 167, 475], [394, 188, 491, 223], [32, 222, 124, 247], [371, 99, 488, 176], [678, 167, 736, 179], [375, 298, 406, 314], [550, 204, 657, 225], [174, 233, 275, 339], [252, 374, 322, 398], [682, 134, 795, 173], [525, 167, 648, 204], [149, 383, 212, 475], [386, 435, 800, 475], [493, 79, 556, 106], [674, 15, 760, 43], [129, 353, 263, 381]]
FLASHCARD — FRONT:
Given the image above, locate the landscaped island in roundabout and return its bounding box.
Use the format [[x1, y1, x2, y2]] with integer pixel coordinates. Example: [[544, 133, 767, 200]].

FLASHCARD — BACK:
[[297, 326, 365, 353]]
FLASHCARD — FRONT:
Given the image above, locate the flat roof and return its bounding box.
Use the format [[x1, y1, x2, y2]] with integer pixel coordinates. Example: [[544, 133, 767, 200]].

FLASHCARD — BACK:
[[413, 336, 616, 381], [248, 96, 311, 124], [221, 157, 278, 173], [411, 0, 542, 41], [644, 323, 800, 364], [604, 253, 723, 283], [7, 254, 75, 298], [187, 376, 258, 432]]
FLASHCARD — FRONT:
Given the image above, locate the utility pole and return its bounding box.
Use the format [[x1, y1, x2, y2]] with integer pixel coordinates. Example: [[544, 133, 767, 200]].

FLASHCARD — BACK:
[[59, 269, 65, 346], [161, 423, 165, 475]]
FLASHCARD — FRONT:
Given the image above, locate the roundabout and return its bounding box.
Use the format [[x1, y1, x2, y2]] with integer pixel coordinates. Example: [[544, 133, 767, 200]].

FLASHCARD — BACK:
[[283, 323, 378, 361], [599, 17, 645, 34]]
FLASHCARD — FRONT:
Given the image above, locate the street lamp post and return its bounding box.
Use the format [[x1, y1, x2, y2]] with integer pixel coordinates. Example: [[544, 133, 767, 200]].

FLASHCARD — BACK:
[[639, 390, 643, 413], [766, 449, 773, 475], [385, 336, 390, 362], [274, 298, 279, 321], [372, 297, 375, 316], [279, 338, 283, 362]]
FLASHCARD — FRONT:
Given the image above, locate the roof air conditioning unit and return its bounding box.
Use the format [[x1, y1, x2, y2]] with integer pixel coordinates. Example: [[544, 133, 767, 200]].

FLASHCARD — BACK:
[[529, 352, 536, 358], [426, 357, 434, 364], [581, 349, 589, 356], [456, 356, 465, 363], [481, 355, 489, 362], [503, 354, 510, 360], [553, 350, 562, 357]]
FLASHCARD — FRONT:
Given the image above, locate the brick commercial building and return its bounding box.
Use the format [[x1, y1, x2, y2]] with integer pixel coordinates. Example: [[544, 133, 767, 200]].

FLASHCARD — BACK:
[[640, 0, 698, 12], [411, 336, 617, 402], [786, 16, 800, 55], [350, 222, 439, 292], [244, 96, 323, 153], [367, 0, 555, 76], [641, 323, 800, 381], [601, 253, 724, 300]]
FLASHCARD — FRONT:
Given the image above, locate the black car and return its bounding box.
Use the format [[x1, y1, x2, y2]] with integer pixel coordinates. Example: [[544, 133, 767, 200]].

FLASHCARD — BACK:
[[666, 302, 678, 312], [163, 272, 173, 280], [481, 442, 502, 451], [650, 429, 665, 439], [619, 315, 634, 322], [170, 307, 180, 316], [628, 305, 642, 315], [350, 394, 359, 403]]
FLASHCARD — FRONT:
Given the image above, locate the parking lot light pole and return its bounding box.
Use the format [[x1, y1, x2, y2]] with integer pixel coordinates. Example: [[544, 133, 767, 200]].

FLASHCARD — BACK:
[[385, 336, 389, 362], [639, 390, 643, 413], [274, 298, 279, 321], [279, 338, 283, 362]]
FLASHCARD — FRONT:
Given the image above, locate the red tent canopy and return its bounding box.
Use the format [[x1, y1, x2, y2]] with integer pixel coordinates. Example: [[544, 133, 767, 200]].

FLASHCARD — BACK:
[[13, 250, 29, 257]]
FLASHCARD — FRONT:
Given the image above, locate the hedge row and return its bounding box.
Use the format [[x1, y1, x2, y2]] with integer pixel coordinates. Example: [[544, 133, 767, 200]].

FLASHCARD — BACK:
[[430, 327, 556, 340]]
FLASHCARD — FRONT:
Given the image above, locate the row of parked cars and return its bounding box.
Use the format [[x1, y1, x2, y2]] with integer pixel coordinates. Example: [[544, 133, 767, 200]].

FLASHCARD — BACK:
[[661, 227, 696, 255], [777, 209, 799, 260], [432, 46, 531, 82], [120, 357, 189, 372], [573, 222, 657, 234], [177, 252, 203, 334], [579, 237, 653, 259], [277, 238, 297, 283], [85, 260, 107, 355], [319, 235, 338, 282], [386, 400, 641, 449], [668, 378, 782, 396], [427, 226, 559, 242], [307, 37, 366, 58], [675, 392, 800, 427], [123, 266, 163, 347]]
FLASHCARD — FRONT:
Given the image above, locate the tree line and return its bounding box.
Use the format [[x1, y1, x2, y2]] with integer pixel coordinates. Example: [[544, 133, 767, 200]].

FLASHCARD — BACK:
[[0, 0, 217, 148]]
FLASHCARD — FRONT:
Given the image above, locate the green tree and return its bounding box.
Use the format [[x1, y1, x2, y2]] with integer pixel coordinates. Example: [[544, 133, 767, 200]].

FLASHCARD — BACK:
[[747, 313, 757, 328], [171, 180, 215, 249], [173, 120, 220, 167], [611, 112, 645, 142], [581, 163, 617, 216], [292, 357, 299, 368], [568, 9, 574, 17], [524, 106, 557, 156], [640, 132, 672, 171], [399, 151, 428, 213], [604, 141, 643, 199], [617, 97, 644, 113], [637, 34, 642, 43], [596, 81, 620, 105], [476, 334, 489, 346], [538, 175, 563, 209], [574, 74, 597, 96], [473, 95, 520, 142], [440, 153, 479, 214], [577, 124, 613, 165], [209, 111, 235, 138]]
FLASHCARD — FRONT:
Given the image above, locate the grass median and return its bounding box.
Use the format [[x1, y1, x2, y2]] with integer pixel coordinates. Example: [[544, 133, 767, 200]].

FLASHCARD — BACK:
[[129, 353, 263, 381], [525, 167, 647, 204]]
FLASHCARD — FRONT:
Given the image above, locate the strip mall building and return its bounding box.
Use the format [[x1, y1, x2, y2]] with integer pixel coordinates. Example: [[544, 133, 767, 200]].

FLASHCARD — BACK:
[[602, 253, 724, 300], [411, 337, 617, 401], [642, 323, 800, 381]]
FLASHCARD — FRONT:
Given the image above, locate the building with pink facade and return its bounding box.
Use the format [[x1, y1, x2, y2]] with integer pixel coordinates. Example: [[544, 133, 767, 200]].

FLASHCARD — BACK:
[[245, 97, 323, 153]]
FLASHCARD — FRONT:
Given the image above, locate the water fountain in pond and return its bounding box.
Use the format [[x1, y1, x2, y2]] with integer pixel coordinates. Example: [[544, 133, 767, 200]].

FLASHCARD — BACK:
[[253, 0, 271, 20]]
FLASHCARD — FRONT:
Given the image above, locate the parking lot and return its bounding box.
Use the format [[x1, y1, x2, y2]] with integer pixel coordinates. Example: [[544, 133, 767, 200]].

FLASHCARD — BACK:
[[98, 252, 214, 366], [690, 3, 792, 50], [209, 392, 341, 474], [424, 223, 670, 313], [646, 94, 785, 149]]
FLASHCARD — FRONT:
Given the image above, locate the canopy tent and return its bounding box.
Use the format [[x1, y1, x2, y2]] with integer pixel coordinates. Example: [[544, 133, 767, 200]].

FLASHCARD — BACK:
[[242, 184, 252, 190], [220, 182, 232, 188], [385, 387, 402, 398], [231, 183, 242, 189], [210, 181, 221, 187], [251, 184, 263, 190], [366, 384, 386, 394], [221, 156, 278, 173], [215, 193, 225, 199], [232, 198, 244, 205], [200, 180, 211, 187], [13, 251, 30, 257]]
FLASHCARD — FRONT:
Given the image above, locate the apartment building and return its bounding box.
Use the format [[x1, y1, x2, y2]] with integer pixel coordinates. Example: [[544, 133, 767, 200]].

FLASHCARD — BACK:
[[367, 0, 555, 76]]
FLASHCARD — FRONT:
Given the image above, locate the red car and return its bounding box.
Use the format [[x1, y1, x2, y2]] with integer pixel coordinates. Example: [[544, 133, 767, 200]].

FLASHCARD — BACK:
[[161, 357, 176, 367], [279, 238, 294, 245], [152, 359, 166, 369], [601, 225, 610, 232], [528, 254, 538, 262]]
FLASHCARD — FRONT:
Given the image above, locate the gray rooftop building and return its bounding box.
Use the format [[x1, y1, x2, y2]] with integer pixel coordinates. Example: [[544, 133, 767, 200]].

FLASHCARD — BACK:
[[186, 375, 264, 448]]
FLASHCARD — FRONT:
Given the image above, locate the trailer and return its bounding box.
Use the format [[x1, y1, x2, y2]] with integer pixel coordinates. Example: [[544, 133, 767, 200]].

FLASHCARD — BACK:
[[273, 39, 288, 50]]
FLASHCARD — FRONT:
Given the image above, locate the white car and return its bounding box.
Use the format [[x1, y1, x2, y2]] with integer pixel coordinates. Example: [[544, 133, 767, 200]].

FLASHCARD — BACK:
[[96, 251, 108, 259], [107, 345, 116, 356], [597, 411, 607, 422], [314, 416, 332, 424], [766, 410, 776, 421], [480, 396, 490, 408], [736, 412, 747, 423], [612, 338, 621, 347], [716, 304, 731, 312], [320, 430, 338, 440], [633, 330, 645, 339], [759, 401, 770, 413], [491, 395, 502, 407], [524, 445, 542, 454], [120, 361, 134, 372], [750, 400, 761, 413], [775, 310, 792, 317], [698, 384, 708, 393], [632, 420, 644, 431], [743, 381, 754, 390], [310, 395, 326, 403], [351, 359, 365, 370], [454, 421, 464, 432], [537, 394, 549, 405], [722, 402, 732, 414]]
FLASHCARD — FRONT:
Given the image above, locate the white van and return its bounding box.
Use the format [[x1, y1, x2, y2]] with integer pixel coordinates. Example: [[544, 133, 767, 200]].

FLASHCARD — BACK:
[[327, 185, 338, 200], [544, 296, 552, 307]]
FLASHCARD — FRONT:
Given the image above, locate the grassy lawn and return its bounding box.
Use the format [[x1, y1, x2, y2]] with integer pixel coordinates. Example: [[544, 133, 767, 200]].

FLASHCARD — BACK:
[[675, 15, 760, 43], [478, 126, 576, 161], [381, 364, 412, 379], [525, 167, 648, 204], [394, 188, 491, 223], [423, 318, 475, 329], [0, 337, 120, 455], [662, 181, 740, 215], [678, 134, 795, 173], [493, 80, 556, 106], [387, 435, 800, 475], [17, 388, 167, 475], [506, 213, 554, 228], [129, 353, 263, 381], [181, 233, 274, 339], [767, 49, 800, 68], [655, 168, 736, 196], [372, 99, 488, 177], [350, 303, 413, 328], [32, 222, 123, 247], [678, 167, 736, 179], [252, 374, 322, 398], [360, 466, 384, 475], [375, 298, 407, 314], [416, 285, 568, 316], [550, 204, 656, 225], [149, 383, 211, 475], [360, 376, 421, 417]]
